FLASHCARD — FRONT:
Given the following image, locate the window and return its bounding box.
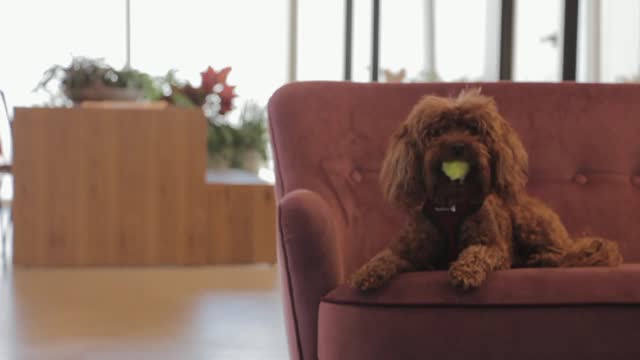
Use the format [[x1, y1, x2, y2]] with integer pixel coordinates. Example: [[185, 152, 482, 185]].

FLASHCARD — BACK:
[[434, 0, 489, 81], [297, 0, 344, 81], [351, 0, 373, 82], [130, 0, 288, 116], [379, 0, 426, 82], [0, 0, 125, 107], [598, 0, 640, 82], [513, 0, 563, 81], [371, 0, 492, 83]]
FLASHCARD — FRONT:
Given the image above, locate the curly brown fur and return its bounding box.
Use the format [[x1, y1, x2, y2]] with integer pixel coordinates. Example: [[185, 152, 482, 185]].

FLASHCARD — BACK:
[[350, 88, 623, 292]]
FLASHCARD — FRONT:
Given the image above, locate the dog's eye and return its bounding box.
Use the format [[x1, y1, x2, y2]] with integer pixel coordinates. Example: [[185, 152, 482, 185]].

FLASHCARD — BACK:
[[466, 124, 480, 135]]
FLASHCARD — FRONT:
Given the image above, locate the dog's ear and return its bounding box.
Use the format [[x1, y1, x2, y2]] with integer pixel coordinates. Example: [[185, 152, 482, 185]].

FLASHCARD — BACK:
[[380, 123, 424, 209], [491, 117, 528, 199], [455, 89, 528, 199], [380, 95, 452, 208]]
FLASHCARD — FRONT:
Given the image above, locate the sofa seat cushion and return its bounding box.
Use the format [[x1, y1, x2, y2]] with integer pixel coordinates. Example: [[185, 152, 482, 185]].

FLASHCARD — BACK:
[[323, 264, 640, 306], [318, 301, 640, 360], [319, 265, 640, 360]]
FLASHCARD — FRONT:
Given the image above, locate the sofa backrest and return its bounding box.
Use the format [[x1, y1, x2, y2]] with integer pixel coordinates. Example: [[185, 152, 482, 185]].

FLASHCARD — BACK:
[[269, 82, 640, 276]]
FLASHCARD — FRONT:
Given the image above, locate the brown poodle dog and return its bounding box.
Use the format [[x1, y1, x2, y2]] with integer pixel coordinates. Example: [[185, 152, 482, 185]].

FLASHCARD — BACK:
[[350, 89, 623, 291]]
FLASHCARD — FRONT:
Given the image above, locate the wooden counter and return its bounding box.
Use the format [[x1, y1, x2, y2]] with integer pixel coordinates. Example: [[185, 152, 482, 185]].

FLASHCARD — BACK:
[[12, 108, 275, 266]]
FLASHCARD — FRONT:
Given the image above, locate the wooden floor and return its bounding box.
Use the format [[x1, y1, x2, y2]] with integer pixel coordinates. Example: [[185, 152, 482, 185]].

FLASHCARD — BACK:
[[0, 263, 289, 360]]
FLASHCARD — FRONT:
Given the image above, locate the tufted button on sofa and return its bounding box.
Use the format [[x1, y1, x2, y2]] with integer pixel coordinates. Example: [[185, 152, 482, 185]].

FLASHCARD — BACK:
[[268, 82, 640, 360]]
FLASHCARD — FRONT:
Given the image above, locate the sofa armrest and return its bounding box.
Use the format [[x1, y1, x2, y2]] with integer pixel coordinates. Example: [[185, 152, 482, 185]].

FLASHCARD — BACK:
[[278, 189, 340, 360]]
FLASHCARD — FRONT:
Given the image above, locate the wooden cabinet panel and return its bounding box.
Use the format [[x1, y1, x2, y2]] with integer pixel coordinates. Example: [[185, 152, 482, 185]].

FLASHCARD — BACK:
[[12, 108, 275, 266]]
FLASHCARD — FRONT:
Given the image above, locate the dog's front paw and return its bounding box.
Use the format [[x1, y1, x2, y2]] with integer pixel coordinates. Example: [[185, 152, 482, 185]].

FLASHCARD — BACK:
[[526, 251, 565, 267], [448, 262, 487, 291], [349, 266, 390, 292]]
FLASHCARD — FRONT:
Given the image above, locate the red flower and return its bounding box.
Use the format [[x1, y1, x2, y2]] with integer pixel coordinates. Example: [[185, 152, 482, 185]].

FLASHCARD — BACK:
[[180, 84, 207, 106], [218, 85, 237, 114], [164, 65, 237, 115], [200, 66, 232, 93]]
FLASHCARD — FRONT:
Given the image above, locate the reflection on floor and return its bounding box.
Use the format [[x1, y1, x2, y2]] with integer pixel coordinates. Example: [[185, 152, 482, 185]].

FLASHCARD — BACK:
[[0, 265, 288, 360]]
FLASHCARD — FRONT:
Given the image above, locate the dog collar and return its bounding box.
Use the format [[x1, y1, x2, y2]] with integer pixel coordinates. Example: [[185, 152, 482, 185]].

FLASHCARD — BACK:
[[434, 204, 457, 213], [423, 202, 478, 262]]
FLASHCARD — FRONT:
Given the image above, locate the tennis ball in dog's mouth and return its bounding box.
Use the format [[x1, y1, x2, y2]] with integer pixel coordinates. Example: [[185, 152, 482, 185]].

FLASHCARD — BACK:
[[442, 160, 470, 181]]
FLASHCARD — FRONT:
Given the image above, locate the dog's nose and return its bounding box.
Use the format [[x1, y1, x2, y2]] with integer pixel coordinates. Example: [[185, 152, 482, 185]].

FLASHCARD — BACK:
[[451, 143, 465, 157]]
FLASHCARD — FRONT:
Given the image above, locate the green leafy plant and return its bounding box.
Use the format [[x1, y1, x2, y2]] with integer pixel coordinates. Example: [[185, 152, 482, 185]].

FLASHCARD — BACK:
[[206, 102, 269, 170], [207, 123, 237, 166], [234, 101, 269, 161], [36, 58, 238, 115], [162, 66, 237, 118], [36, 57, 267, 171], [35, 57, 155, 104]]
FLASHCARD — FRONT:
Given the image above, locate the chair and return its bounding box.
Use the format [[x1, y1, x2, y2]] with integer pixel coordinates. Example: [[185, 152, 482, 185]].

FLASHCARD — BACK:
[[0, 90, 12, 263], [268, 82, 640, 360]]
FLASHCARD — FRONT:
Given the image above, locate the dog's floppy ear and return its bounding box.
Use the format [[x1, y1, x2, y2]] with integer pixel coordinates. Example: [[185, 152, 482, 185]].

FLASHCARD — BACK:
[[380, 123, 424, 209], [491, 116, 528, 199], [454, 89, 528, 199], [380, 95, 452, 209]]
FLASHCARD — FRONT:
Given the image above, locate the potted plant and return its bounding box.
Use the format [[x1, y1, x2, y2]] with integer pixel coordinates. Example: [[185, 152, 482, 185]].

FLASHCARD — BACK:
[[36, 59, 268, 172], [207, 123, 236, 170], [233, 102, 269, 173], [159, 66, 239, 169], [155, 68, 274, 173], [36, 57, 154, 104], [160, 66, 237, 116]]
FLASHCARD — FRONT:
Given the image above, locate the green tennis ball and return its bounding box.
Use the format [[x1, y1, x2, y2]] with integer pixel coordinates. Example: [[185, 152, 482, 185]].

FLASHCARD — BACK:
[[442, 160, 470, 181]]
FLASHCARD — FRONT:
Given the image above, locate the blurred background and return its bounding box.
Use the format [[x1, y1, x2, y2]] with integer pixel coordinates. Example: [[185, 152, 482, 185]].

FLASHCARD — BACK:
[[1, 1, 639, 359], [2, 0, 639, 110], [1, 0, 639, 177]]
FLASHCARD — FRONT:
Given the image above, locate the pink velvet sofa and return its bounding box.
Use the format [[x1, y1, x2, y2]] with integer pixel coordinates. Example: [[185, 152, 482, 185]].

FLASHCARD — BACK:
[[268, 82, 640, 360]]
